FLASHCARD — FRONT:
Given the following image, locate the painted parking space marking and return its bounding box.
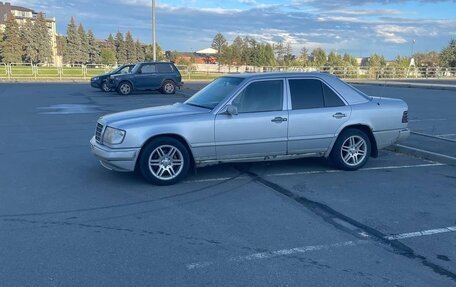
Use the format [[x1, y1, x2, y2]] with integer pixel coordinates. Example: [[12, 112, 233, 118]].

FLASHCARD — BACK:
[[187, 225, 456, 270], [183, 163, 445, 183]]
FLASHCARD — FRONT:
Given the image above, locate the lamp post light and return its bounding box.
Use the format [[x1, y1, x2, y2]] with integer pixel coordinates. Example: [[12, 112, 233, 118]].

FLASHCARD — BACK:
[[152, 0, 156, 61]]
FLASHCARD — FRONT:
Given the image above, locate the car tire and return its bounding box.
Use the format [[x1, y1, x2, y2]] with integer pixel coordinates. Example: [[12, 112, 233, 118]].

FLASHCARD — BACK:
[[139, 137, 190, 185], [331, 128, 371, 171], [161, 80, 176, 95], [101, 80, 111, 92], [117, 81, 133, 95]]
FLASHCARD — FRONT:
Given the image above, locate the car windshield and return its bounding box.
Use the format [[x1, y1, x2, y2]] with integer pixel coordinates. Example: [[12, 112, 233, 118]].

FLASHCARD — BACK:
[[185, 77, 244, 109]]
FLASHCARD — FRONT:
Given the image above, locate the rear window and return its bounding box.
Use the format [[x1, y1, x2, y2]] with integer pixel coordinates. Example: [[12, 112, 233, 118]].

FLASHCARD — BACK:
[[157, 63, 174, 73]]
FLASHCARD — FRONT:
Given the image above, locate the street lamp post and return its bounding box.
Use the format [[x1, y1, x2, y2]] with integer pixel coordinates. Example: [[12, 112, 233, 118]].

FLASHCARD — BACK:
[[152, 0, 156, 61]]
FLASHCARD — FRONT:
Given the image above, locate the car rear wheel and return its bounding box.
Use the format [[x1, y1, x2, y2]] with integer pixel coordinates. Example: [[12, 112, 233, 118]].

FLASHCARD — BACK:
[[331, 128, 371, 171], [117, 81, 132, 95], [139, 137, 190, 185], [161, 80, 176, 95], [101, 81, 111, 92]]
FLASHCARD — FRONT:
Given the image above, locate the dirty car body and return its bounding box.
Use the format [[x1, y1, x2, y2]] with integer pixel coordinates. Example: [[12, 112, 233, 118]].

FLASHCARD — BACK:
[[90, 72, 410, 185]]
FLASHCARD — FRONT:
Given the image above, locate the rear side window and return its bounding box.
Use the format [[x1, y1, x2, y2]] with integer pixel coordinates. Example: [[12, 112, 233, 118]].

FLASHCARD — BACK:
[[157, 63, 174, 73], [289, 79, 345, 109], [140, 64, 156, 74]]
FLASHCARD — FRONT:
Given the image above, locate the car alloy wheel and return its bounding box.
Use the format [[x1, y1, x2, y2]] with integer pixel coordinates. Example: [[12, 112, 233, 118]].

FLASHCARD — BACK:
[[340, 135, 367, 167], [148, 145, 184, 180], [331, 128, 371, 171], [139, 137, 190, 185]]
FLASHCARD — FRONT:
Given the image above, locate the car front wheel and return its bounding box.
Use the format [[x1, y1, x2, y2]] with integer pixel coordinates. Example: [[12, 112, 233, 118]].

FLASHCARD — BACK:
[[331, 128, 371, 171], [139, 137, 190, 185], [161, 81, 176, 95], [117, 81, 132, 95], [101, 80, 111, 92]]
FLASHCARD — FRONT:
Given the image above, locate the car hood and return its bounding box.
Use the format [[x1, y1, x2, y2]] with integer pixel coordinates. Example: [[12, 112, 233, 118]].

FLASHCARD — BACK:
[[100, 103, 210, 127]]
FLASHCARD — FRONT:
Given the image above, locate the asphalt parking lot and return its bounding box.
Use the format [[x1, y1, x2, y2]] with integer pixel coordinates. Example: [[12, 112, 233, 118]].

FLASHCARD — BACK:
[[0, 82, 455, 286]]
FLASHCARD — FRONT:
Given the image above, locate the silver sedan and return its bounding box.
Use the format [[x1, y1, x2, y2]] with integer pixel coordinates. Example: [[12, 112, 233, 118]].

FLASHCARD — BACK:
[[90, 72, 410, 185]]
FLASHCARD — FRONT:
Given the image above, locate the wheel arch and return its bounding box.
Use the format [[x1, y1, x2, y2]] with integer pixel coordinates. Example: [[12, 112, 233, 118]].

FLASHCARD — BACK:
[[118, 79, 135, 91], [327, 124, 378, 158], [134, 133, 195, 172]]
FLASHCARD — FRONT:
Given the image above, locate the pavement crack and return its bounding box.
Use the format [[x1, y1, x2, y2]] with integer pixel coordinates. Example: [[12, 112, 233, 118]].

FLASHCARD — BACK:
[[244, 170, 456, 282]]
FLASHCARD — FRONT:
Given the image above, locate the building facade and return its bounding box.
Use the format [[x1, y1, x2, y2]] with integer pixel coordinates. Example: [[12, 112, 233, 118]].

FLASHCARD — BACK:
[[0, 1, 59, 65]]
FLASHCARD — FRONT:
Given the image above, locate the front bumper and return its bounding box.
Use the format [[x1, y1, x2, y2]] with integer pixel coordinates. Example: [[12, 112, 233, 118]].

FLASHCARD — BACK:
[[90, 137, 140, 172], [90, 80, 101, 89]]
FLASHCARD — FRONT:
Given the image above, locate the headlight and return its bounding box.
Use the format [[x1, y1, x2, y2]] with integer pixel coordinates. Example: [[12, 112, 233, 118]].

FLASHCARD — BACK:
[[103, 126, 126, 145], [93, 77, 99, 81]]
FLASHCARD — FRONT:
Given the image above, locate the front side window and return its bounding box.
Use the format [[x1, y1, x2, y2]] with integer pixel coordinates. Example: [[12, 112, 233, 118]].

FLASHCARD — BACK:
[[140, 64, 156, 74], [232, 80, 283, 113]]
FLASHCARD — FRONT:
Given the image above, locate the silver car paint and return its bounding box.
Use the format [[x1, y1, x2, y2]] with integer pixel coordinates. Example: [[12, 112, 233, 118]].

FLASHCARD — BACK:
[[90, 72, 409, 171]]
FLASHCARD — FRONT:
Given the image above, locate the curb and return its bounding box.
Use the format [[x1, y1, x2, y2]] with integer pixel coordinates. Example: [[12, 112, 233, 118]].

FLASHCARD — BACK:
[[347, 80, 456, 91], [387, 144, 456, 166]]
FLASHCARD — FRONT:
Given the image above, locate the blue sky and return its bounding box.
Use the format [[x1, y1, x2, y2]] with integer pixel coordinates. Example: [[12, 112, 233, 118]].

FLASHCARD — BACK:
[[14, 0, 456, 58]]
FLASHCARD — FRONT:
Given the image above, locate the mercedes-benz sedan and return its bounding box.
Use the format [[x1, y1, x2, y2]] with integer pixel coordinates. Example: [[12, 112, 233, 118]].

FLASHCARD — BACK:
[[90, 72, 410, 185]]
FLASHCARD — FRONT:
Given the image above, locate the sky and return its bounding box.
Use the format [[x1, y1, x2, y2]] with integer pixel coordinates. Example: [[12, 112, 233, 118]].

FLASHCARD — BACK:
[[13, 0, 456, 58]]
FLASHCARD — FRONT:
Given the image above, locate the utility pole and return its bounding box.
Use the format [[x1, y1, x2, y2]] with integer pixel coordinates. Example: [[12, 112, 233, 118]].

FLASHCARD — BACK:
[[152, 0, 156, 61]]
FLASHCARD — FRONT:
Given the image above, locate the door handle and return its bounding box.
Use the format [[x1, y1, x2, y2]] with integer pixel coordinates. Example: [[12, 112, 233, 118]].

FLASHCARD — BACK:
[[332, 112, 346, 119], [271, 117, 287, 123]]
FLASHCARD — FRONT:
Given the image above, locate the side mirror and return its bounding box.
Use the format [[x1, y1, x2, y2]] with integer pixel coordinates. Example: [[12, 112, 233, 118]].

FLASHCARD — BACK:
[[225, 104, 238, 116], [137, 70, 142, 74]]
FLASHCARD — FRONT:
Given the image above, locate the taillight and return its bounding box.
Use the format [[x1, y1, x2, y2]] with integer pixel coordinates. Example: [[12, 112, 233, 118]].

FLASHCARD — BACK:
[[402, 111, 408, 123]]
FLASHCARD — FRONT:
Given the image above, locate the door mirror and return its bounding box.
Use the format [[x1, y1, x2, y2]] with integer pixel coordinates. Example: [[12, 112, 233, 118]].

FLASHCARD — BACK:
[[136, 70, 142, 74], [225, 104, 238, 116]]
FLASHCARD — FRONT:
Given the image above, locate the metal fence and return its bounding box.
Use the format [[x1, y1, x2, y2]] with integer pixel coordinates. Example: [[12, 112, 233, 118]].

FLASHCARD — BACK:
[[1, 63, 455, 81]]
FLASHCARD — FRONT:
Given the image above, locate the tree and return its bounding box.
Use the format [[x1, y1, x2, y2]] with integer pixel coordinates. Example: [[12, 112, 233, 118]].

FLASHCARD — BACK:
[[274, 41, 285, 64], [87, 30, 99, 64], [78, 24, 89, 64], [1, 13, 22, 63], [124, 31, 136, 63], [21, 18, 36, 63], [300, 47, 309, 66], [284, 42, 294, 65], [135, 40, 145, 61], [311, 48, 327, 66], [34, 13, 52, 63], [100, 48, 116, 65], [106, 33, 116, 51], [0, 29, 3, 62], [326, 51, 343, 66], [56, 35, 67, 58], [64, 17, 80, 65], [440, 40, 456, 67], [115, 32, 127, 64], [368, 53, 386, 68], [211, 33, 228, 64], [413, 51, 440, 67]]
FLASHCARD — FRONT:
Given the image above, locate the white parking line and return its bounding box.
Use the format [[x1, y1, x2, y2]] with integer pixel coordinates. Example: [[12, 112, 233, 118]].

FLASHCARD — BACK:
[[187, 225, 456, 270], [183, 163, 445, 183], [409, 118, 447, 122]]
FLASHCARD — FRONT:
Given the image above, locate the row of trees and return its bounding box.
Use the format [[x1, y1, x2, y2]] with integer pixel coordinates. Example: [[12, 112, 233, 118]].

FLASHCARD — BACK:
[[60, 17, 164, 65], [0, 13, 52, 64], [210, 33, 456, 68]]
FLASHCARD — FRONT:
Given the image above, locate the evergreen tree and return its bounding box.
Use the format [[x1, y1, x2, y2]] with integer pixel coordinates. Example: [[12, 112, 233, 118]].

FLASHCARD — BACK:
[[311, 48, 327, 66], [0, 29, 3, 62], [211, 33, 228, 64], [274, 41, 285, 63], [21, 18, 36, 63], [231, 36, 244, 65], [115, 32, 127, 64], [100, 48, 116, 65], [440, 40, 456, 67], [34, 13, 52, 63], [64, 17, 80, 65], [56, 35, 67, 57], [106, 33, 116, 51], [87, 29, 99, 64], [1, 13, 22, 63], [135, 40, 145, 61], [124, 31, 136, 63], [300, 47, 308, 65], [78, 24, 89, 64]]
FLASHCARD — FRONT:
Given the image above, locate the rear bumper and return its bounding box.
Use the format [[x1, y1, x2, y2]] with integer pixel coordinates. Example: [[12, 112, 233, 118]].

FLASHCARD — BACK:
[[374, 128, 410, 149], [90, 137, 140, 172]]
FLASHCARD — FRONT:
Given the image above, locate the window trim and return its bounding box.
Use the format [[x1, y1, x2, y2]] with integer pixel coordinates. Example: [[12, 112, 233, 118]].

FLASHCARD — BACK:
[[286, 77, 348, 111], [223, 78, 287, 114]]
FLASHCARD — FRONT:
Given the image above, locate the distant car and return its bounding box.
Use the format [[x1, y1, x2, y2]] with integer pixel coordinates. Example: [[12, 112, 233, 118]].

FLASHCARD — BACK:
[[90, 64, 135, 92], [108, 62, 183, 95], [90, 72, 410, 185]]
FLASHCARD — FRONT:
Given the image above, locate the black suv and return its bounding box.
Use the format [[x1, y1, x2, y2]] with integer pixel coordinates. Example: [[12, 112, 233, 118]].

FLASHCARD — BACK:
[[108, 62, 183, 95], [90, 64, 135, 92]]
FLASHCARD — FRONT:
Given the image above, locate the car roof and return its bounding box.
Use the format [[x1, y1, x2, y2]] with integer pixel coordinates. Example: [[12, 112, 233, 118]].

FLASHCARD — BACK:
[[137, 61, 175, 65], [224, 72, 370, 105]]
